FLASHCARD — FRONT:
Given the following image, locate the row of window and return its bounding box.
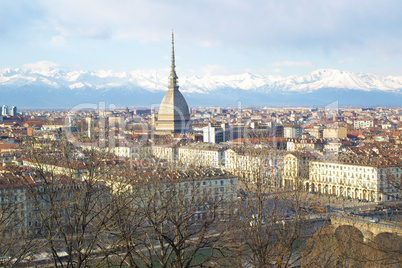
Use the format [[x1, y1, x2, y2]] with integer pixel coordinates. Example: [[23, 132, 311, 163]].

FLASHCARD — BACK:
[[312, 163, 376, 173]]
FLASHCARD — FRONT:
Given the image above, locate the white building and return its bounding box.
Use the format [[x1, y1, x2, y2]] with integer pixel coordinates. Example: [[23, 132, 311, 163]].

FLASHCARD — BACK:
[[87, 116, 95, 139], [105, 167, 238, 220], [23, 159, 88, 180], [323, 126, 347, 139], [203, 123, 229, 144], [81, 144, 176, 162], [10, 106, 17, 116], [110, 146, 152, 159], [225, 148, 283, 184], [307, 160, 401, 202], [283, 125, 303, 138], [1, 105, 8, 116], [353, 119, 375, 129], [283, 152, 313, 189], [178, 145, 225, 168], [152, 146, 178, 162]]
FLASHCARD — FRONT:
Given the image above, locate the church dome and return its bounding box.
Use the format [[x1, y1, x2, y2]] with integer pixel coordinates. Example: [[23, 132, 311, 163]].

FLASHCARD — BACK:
[[158, 89, 190, 118]]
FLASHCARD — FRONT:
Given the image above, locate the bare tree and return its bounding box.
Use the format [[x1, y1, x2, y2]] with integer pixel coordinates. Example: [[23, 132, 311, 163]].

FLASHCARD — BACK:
[[0, 168, 38, 267], [224, 147, 323, 267], [23, 139, 118, 267], [106, 166, 235, 267]]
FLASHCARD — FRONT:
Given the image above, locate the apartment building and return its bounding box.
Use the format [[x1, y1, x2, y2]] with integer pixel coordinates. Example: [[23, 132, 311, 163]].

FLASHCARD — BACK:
[[106, 167, 238, 219], [323, 126, 347, 139], [282, 152, 314, 189], [178, 145, 225, 168], [307, 158, 401, 202], [225, 148, 283, 185], [283, 125, 303, 139], [353, 119, 375, 129]]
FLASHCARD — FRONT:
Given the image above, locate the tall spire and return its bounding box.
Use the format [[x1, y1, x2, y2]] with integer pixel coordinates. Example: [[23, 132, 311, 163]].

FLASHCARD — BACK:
[[171, 31, 175, 70], [155, 31, 191, 134], [169, 31, 178, 89]]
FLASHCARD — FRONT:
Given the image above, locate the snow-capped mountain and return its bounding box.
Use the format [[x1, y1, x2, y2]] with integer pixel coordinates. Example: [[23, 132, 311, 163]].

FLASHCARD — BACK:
[[0, 67, 401, 107]]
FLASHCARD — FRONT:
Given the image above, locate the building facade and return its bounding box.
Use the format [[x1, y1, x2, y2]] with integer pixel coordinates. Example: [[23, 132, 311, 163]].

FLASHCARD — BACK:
[[178, 146, 225, 168], [307, 161, 401, 202], [282, 152, 313, 189], [283, 125, 303, 138], [354, 119, 375, 129], [323, 126, 347, 139], [1, 105, 8, 116], [225, 148, 283, 185], [203, 123, 229, 144]]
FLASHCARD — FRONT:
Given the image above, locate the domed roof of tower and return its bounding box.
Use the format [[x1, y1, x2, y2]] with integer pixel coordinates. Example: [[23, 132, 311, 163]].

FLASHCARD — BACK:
[[158, 89, 190, 117]]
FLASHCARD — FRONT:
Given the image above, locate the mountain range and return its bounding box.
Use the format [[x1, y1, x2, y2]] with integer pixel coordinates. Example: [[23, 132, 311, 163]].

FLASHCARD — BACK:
[[0, 67, 401, 108]]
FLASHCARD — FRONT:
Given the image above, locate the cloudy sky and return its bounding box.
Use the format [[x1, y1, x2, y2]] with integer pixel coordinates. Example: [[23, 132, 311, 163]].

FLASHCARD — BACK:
[[1, 0, 402, 77]]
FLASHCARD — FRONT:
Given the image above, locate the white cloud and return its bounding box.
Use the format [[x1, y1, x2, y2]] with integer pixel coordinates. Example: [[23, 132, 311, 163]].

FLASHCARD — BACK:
[[23, 61, 60, 74], [33, 0, 402, 52], [4, 0, 402, 75], [274, 61, 313, 67]]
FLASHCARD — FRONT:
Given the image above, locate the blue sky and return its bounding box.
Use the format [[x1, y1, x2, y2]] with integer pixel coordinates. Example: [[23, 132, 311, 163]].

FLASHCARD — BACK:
[[1, 0, 402, 77]]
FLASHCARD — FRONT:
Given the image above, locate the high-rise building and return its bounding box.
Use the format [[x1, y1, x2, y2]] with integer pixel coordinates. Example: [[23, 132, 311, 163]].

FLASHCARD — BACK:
[[155, 33, 191, 134], [1, 105, 8, 116], [87, 115, 94, 139], [203, 123, 229, 144], [10, 106, 17, 116], [283, 125, 303, 138]]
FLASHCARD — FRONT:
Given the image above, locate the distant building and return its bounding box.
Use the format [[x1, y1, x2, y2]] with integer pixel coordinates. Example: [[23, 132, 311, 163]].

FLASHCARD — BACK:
[[225, 148, 283, 185], [1, 105, 8, 116], [178, 145, 225, 168], [381, 123, 398, 130], [109, 116, 125, 126], [354, 119, 375, 129], [87, 116, 94, 139], [273, 125, 284, 138], [308, 159, 402, 202], [155, 33, 191, 134], [283, 125, 303, 138], [305, 125, 324, 139], [23, 121, 44, 130], [323, 126, 347, 139], [230, 124, 247, 140], [286, 139, 324, 152], [105, 167, 237, 220], [203, 123, 229, 144], [0, 175, 28, 236], [10, 106, 17, 116], [282, 152, 313, 189], [152, 145, 178, 162]]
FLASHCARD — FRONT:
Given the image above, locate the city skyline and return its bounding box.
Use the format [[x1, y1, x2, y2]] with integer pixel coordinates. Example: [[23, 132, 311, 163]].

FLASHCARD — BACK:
[[2, 1, 402, 78]]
